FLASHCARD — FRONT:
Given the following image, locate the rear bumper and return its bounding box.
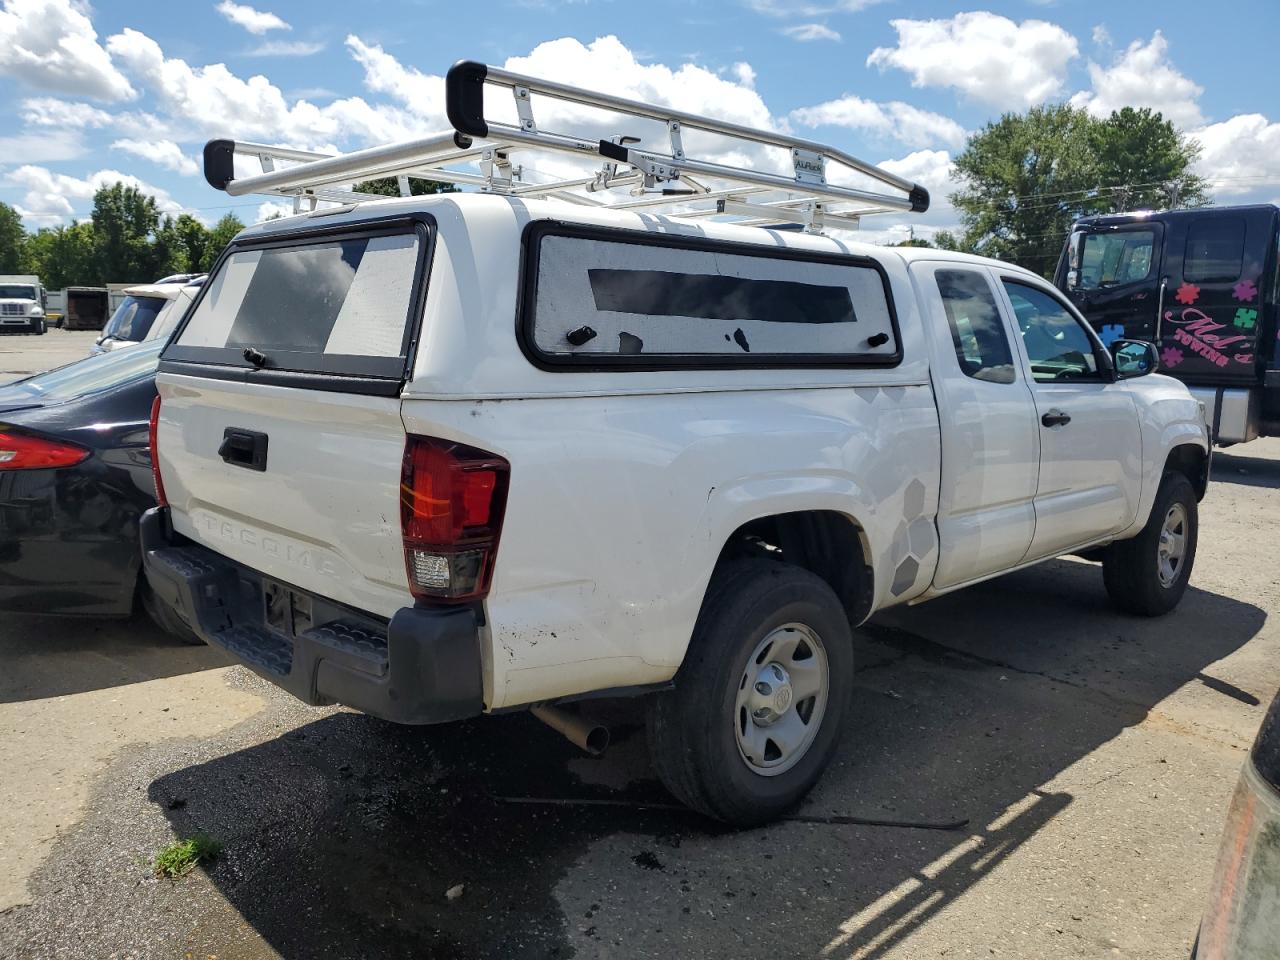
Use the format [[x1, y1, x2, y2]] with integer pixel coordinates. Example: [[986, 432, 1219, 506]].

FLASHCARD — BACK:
[[139, 507, 484, 724]]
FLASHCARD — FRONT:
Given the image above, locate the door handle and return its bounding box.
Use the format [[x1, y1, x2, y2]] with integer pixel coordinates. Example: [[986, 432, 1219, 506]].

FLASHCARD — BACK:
[[1041, 410, 1071, 428], [1155, 276, 1168, 342], [218, 427, 269, 471]]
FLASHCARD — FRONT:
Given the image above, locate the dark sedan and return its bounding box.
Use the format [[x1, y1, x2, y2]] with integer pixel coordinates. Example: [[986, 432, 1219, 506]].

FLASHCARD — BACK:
[[0, 341, 195, 640]]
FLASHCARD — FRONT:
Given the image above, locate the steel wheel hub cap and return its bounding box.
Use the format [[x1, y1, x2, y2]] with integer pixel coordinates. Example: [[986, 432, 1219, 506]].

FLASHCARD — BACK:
[[734, 623, 829, 777], [1157, 503, 1188, 587]]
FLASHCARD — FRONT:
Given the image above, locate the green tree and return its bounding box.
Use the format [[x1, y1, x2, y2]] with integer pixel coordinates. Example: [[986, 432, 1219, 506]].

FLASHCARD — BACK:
[[950, 104, 1098, 278], [1089, 107, 1209, 211], [170, 211, 212, 268], [200, 214, 245, 271], [931, 230, 963, 252], [353, 176, 458, 197], [0, 203, 25, 274], [21, 223, 97, 289], [91, 182, 162, 282], [949, 104, 1209, 277]]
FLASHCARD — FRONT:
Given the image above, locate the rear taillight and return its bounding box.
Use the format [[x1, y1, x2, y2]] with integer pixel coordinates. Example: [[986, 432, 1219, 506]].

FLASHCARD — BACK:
[[0, 429, 89, 470], [400, 435, 509, 602], [149, 396, 167, 506]]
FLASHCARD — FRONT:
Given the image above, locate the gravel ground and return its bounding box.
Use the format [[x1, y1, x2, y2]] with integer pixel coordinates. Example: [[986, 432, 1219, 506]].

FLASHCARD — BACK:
[[0, 426, 1276, 957]]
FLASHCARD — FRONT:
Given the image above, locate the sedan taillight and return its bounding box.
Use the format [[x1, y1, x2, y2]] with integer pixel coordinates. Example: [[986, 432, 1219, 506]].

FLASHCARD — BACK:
[[400, 435, 509, 602], [0, 430, 89, 470], [148, 396, 167, 506]]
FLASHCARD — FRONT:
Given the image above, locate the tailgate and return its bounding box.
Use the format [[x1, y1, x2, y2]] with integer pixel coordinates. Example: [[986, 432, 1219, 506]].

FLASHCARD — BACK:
[[158, 377, 407, 616], [155, 216, 433, 618]]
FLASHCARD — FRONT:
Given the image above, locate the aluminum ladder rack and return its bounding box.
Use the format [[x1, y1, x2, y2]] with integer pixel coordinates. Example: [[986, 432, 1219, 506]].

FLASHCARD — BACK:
[[202, 60, 930, 234]]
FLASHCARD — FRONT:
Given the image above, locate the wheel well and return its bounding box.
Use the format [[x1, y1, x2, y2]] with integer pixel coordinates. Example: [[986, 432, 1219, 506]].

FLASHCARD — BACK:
[[714, 510, 873, 625], [1164, 444, 1209, 501]]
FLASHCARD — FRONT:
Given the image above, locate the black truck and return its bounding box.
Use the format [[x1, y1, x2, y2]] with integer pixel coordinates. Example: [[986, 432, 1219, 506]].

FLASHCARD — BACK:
[[1055, 204, 1279, 444]]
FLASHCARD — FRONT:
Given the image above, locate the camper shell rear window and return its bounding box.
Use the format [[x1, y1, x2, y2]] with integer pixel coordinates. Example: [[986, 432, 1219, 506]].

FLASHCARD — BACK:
[[520, 222, 901, 369], [163, 215, 433, 391]]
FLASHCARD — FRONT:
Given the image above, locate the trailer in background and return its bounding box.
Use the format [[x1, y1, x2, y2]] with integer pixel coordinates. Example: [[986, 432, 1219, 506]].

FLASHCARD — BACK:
[[62, 287, 110, 331]]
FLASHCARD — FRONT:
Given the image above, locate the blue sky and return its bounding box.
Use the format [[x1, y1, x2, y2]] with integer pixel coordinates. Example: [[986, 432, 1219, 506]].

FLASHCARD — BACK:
[[1, 0, 1277, 243]]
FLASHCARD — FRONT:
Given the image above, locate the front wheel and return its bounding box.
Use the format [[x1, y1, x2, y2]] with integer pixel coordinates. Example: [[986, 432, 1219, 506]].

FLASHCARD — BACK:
[[646, 559, 853, 826], [1103, 472, 1198, 616]]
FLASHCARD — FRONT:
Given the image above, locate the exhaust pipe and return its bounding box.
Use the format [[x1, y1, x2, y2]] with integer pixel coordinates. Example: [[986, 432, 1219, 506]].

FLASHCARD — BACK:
[[531, 704, 610, 756]]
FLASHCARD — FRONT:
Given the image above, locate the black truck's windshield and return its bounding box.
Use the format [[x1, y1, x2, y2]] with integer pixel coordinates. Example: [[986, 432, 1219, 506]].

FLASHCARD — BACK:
[[1068, 229, 1155, 291]]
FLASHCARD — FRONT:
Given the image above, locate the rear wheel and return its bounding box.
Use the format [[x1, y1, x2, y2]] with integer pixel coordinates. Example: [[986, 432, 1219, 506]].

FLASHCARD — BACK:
[[646, 559, 853, 826], [1103, 472, 1197, 616], [140, 576, 205, 645]]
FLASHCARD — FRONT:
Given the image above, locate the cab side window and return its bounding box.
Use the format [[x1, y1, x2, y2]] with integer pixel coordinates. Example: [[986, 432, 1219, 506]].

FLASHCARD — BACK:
[[1003, 280, 1103, 383], [936, 269, 1015, 384], [1184, 218, 1245, 284]]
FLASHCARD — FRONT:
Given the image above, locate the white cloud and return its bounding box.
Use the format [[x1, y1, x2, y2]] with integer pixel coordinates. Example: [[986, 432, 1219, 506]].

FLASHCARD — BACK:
[[0, 130, 86, 162], [20, 97, 113, 127], [215, 1, 289, 34], [1192, 114, 1280, 199], [5, 164, 185, 227], [782, 23, 841, 42], [105, 28, 430, 149], [839, 148, 958, 243], [791, 95, 966, 148], [246, 40, 324, 57], [867, 12, 1079, 110], [878, 148, 956, 220], [110, 138, 199, 176], [1069, 31, 1203, 128], [0, 0, 135, 101], [500, 34, 781, 176], [345, 34, 444, 114], [255, 200, 295, 222]]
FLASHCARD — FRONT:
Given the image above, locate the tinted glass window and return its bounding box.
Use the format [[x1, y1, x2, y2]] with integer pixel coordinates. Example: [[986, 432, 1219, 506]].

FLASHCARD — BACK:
[[173, 229, 422, 378], [936, 270, 1015, 384], [589, 270, 856, 325], [1184, 218, 1245, 283], [530, 231, 897, 363], [103, 295, 167, 342], [0, 285, 37, 299], [1071, 229, 1155, 290], [1003, 281, 1101, 382]]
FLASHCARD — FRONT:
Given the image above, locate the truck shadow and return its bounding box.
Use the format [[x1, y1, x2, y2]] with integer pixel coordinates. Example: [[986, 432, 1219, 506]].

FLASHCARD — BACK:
[[0, 611, 234, 704], [150, 558, 1265, 960], [1211, 450, 1280, 489]]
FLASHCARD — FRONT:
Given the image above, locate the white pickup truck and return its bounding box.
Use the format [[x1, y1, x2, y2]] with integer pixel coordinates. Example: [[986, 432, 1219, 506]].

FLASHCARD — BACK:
[[141, 68, 1210, 825]]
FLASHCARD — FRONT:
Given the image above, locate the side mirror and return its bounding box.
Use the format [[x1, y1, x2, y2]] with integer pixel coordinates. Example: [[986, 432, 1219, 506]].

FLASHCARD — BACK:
[[1111, 339, 1158, 379]]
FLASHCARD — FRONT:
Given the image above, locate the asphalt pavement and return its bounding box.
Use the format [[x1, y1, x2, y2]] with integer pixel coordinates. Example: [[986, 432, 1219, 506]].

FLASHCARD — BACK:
[[0, 332, 1276, 958], [0, 328, 101, 382]]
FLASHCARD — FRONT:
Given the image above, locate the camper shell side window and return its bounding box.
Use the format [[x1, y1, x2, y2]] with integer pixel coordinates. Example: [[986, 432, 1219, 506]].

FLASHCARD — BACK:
[[519, 222, 902, 370]]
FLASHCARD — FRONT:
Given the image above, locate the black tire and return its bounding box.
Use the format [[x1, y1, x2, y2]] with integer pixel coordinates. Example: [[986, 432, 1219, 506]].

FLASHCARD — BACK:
[[1103, 471, 1197, 616], [32, 320, 46, 335], [140, 576, 205, 645], [646, 559, 854, 826]]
